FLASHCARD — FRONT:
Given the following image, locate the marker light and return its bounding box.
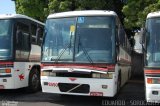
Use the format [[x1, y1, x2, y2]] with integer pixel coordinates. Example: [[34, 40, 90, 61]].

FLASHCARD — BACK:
[[147, 78, 153, 84]]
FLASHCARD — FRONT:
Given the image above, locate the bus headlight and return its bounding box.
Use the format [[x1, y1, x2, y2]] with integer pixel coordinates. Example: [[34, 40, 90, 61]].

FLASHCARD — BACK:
[[101, 73, 113, 79], [49, 72, 56, 76], [147, 78, 160, 84], [92, 73, 113, 79], [0, 69, 11, 73], [41, 71, 56, 77], [92, 73, 101, 78]]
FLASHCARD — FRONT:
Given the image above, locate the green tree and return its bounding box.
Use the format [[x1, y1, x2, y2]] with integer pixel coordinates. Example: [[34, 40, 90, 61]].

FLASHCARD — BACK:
[[15, 0, 48, 22], [15, 0, 125, 22], [47, 0, 125, 22], [122, 0, 159, 29]]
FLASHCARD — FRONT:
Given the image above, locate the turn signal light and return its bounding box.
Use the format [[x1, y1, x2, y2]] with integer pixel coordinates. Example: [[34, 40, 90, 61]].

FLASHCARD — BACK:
[[5, 69, 11, 73], [0, 69, 11, 73], [147, 78, 153, 84]]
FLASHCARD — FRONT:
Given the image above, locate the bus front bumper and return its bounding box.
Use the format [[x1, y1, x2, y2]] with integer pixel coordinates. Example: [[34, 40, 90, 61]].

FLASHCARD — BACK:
[[0, 74, 14, 89], [41, 76, 117, 97], [146, 85, 160, 103]]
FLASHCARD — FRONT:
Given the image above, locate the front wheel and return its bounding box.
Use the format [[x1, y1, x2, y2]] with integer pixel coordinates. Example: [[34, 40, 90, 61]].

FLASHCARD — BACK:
[[26, 68, 40, 93]]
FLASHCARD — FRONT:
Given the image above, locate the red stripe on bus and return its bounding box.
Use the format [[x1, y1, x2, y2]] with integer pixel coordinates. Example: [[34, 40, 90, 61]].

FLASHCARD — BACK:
[[0, 62, 13, 65], [145, 70, 160, 74], [41, 64, 115, 72]]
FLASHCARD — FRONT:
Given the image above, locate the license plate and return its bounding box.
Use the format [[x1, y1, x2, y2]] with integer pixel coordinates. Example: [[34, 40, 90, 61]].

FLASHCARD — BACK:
[[90, 92, 103, 96]]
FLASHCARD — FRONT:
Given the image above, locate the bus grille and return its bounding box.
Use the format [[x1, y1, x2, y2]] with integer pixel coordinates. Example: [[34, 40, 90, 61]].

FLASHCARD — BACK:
[[56, 72, 92, 78], [58, 83, 90, 94]]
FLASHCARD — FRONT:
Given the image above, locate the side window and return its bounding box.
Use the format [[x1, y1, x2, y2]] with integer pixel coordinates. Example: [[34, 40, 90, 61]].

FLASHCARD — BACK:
[[119, 26, 124, 46], [16, 23, 30, 51], [16, 22, 30, 60], [31, 24, 37, 44], [36, 26, 44, 45]]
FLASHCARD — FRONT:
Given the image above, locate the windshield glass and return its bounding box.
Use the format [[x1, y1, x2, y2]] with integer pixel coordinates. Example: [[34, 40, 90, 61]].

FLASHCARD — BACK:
[[42, 16, 115, 63], [42, 18, 76, 62], [0, 19, 12, 60], [146, 18, 160, 66], [75, 17, 115, 63]]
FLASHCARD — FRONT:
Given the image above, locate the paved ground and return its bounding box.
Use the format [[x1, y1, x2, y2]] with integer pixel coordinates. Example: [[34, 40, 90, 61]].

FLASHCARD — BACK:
[[0, 79, 159, 106]]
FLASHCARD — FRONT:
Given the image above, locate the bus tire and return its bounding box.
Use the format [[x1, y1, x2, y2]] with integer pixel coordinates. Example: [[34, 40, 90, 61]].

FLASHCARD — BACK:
[[117, 71, 121, 93], [114, 71, 121, 98], [26, 68, 40, 93], [128, 69, 131, 80]]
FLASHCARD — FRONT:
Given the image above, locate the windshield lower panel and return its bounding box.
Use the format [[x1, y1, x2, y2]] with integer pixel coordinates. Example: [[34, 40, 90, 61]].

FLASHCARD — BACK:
[[0, 19, 13, 60], [42, 16, 115, 63]]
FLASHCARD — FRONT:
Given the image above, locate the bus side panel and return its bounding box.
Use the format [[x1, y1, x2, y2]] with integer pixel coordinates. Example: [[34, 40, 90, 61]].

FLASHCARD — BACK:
[[118, 46, 131, 87], [29, 45, 41, 62], [120, 65, 131, 86], [13, 62, 40, 89]]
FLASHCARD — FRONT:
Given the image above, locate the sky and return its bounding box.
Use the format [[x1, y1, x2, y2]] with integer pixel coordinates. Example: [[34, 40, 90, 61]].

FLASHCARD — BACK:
[[0, 0, 16, 14]]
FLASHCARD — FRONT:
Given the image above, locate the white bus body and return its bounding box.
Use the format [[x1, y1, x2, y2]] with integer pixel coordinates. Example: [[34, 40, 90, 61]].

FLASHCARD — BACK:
[[0, 14, 44, 92], [41, 10, 131, 97], [144, 11, 160, 103]]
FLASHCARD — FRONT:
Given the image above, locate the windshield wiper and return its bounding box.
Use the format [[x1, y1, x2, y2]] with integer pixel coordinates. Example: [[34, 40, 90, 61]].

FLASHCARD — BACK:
[[54, 35, 72, 63], [77, 35, 94, 65]]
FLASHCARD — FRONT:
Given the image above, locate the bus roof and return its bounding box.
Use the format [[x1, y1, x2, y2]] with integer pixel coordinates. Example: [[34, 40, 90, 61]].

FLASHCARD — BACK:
[[0, 14, 44, 25], [147, 11, 160, 19], [48, 10, 117, 19]]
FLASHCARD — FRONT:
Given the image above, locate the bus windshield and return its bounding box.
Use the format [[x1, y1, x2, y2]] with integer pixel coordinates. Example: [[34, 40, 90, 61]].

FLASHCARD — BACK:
[[42, 16, 115, 63], [0, 19, 12, 60], [146, 17, 160, 66]]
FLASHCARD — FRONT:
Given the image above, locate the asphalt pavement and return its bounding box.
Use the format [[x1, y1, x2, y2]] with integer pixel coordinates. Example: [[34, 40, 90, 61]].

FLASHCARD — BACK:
[[0, 79, 159, 106]]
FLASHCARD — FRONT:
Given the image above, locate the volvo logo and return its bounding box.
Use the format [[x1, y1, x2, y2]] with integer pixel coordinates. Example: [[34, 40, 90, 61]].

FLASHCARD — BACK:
[[69, 77, 77, 81]]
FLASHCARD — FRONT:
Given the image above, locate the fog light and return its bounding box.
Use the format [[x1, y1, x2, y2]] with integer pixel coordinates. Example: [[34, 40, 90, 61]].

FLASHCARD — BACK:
[[152, 91, 158, 95], [44, 82, 48, 86], [102, 85, 108, 89], [3, 79, 7, 82]]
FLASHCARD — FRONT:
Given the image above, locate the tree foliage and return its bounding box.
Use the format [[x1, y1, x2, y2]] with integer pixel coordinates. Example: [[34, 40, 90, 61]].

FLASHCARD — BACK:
[[15, 0, 138, 46], [122, 0, 160, 29], [16, 0, 160, 30], [15, 0, 48, 22], [15, 0, 125, 23], [47, 0, 125, 22]]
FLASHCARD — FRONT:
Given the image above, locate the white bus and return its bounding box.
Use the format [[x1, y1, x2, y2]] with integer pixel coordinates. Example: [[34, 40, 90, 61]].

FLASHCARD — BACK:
[[41, 10, 131, 97], [0, 14, 44, 92], [142, 11, 160, 103]]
